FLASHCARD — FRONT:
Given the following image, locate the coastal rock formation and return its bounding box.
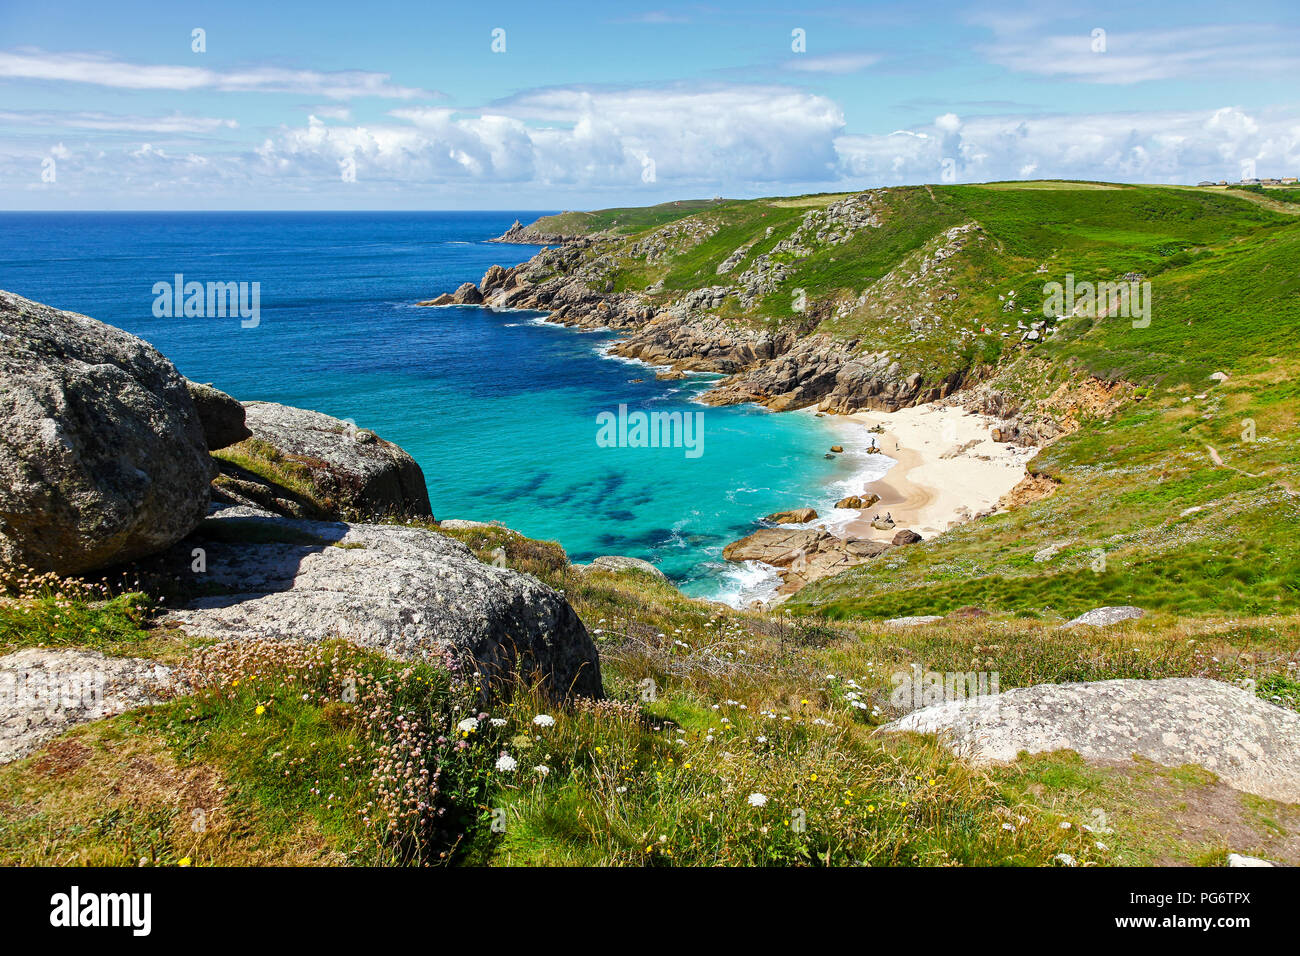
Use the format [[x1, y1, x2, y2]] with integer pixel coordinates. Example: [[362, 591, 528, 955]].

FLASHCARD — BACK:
[[891, 529, 923, 545], [836, 494, 880, 509], [417, 282, 483, 307], [0, 290, 213, 574], [185, 380, 252, 450], [581, 555, 667, 580], [0, 648, 174, 764], [225, 401, 433, 520], [167, 512, 602, 700], [764, 507, 818, 525], [1066, 605, 1145, 627], [883, 678, 1300, 803], [722, 526, 892, 595]]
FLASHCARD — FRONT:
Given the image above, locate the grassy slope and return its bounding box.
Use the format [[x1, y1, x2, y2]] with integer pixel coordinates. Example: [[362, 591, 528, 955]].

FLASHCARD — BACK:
[[3, 526, 1298, 866]]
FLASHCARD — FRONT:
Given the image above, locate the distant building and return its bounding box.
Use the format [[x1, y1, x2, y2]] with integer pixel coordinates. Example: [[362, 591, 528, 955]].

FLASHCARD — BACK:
[[1283, 177, 1298, 184]]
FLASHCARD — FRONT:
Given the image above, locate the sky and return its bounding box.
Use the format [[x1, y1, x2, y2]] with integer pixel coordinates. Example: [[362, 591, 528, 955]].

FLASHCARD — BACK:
[[1, 0, 1298, 209]]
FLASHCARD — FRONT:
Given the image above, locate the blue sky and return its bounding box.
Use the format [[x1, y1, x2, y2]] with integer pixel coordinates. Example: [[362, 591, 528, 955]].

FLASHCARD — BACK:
[[2, 0, 1298, 208]]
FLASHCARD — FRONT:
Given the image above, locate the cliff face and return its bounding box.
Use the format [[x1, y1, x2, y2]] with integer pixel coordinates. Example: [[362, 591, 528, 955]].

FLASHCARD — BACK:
[[449, 246, 942, 415]]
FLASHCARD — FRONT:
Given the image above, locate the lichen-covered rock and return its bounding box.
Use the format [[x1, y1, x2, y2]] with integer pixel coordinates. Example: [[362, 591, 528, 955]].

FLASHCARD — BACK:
[[1066, 605, 1145, 627], [167, 513, 601, 700], [234, 401, 432, 520], [883, 677, 1300, 803], [582, 555, 667, 580], [185, 380, 252, 450], [0, 290, 213, 574], [0, 648, 174, 764]]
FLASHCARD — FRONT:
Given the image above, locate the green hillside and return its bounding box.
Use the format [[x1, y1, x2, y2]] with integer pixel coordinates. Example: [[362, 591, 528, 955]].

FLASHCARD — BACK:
[[521, 182, 1300, 622]]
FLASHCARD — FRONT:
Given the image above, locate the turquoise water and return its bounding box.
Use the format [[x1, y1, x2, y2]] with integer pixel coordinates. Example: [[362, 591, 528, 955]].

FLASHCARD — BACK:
[[0, 212, 890, 602]]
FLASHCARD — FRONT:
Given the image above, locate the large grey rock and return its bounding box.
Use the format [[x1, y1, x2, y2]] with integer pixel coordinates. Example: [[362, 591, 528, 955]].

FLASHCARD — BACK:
[[0, 648, 174, 764], [167, 513, 601, 700], [237, 401, 432, 519], [0, 290, 213, 574], [883, 677, 1300, 803], [185, 380, 251, 450], [1066, 605, 1145, 627]]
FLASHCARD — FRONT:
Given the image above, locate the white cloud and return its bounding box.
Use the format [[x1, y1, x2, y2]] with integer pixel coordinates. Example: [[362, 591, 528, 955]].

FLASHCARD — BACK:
[[0, 110, 238, 134], [785, 52, 881, 74], [834, 106, 1300, 184], [981, 24, 1300, 85], [257, 85, 847, 186], [0, 48, 435, 99]]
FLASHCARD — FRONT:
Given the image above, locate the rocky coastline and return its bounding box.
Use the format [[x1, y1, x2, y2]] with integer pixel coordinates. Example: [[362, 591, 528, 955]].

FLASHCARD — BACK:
[[413, 232, 1064, 600]]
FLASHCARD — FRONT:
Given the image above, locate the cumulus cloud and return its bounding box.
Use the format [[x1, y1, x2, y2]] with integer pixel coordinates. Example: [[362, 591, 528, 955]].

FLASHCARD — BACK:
[[256, 85, 847, 187], [834, 106, 1300, 184], [0, 48, 435, 99]]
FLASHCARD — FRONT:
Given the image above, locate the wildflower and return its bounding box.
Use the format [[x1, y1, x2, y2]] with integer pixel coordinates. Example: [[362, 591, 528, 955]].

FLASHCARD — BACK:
[[489, 718, 507, 727], [532, 714, 555, 728], [1054, 853, 1077, 867], [255, 705, 266, 716], [747, 793, 768, 807], [534, 764, 550, 776], [178, 857, 192, 867], [495, 753, 518, 772], [457, 717, 479, 734]]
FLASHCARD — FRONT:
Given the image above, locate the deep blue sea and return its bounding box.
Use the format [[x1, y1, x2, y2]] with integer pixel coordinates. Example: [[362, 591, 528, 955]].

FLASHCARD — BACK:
[[0, 212, 890, 603]]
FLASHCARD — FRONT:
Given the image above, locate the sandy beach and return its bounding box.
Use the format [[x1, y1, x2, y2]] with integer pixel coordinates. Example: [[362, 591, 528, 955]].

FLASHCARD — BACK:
[[837, 403, 1039, 542]]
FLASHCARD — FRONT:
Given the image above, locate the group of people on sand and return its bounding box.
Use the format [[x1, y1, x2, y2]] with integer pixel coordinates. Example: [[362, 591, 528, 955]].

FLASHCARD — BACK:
[[873, 512, 893, 523]]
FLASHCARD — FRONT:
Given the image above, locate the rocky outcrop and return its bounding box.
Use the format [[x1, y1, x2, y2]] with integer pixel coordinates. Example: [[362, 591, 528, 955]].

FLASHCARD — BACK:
[[891, 528, 923, 546], [764, 507, 818, 525], [417, 282, 483, 307], [491, 219, 599, 245], [1066, 605, 1145, 627], [0, 290, 213, 574], [580, 555, 667, 580], [722, 526, 891, 596], [836, 494, 880, 509], [222, 401, 432, 520], [185, 380, 252, 450], [0, 648, 174, 764], [883, 677, 1300, 803], [167, 511, 601, 700]]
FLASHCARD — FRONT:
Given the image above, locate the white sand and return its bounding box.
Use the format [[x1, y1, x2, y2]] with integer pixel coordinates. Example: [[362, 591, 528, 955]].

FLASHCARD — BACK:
[[836, 403, 1039, 541]]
